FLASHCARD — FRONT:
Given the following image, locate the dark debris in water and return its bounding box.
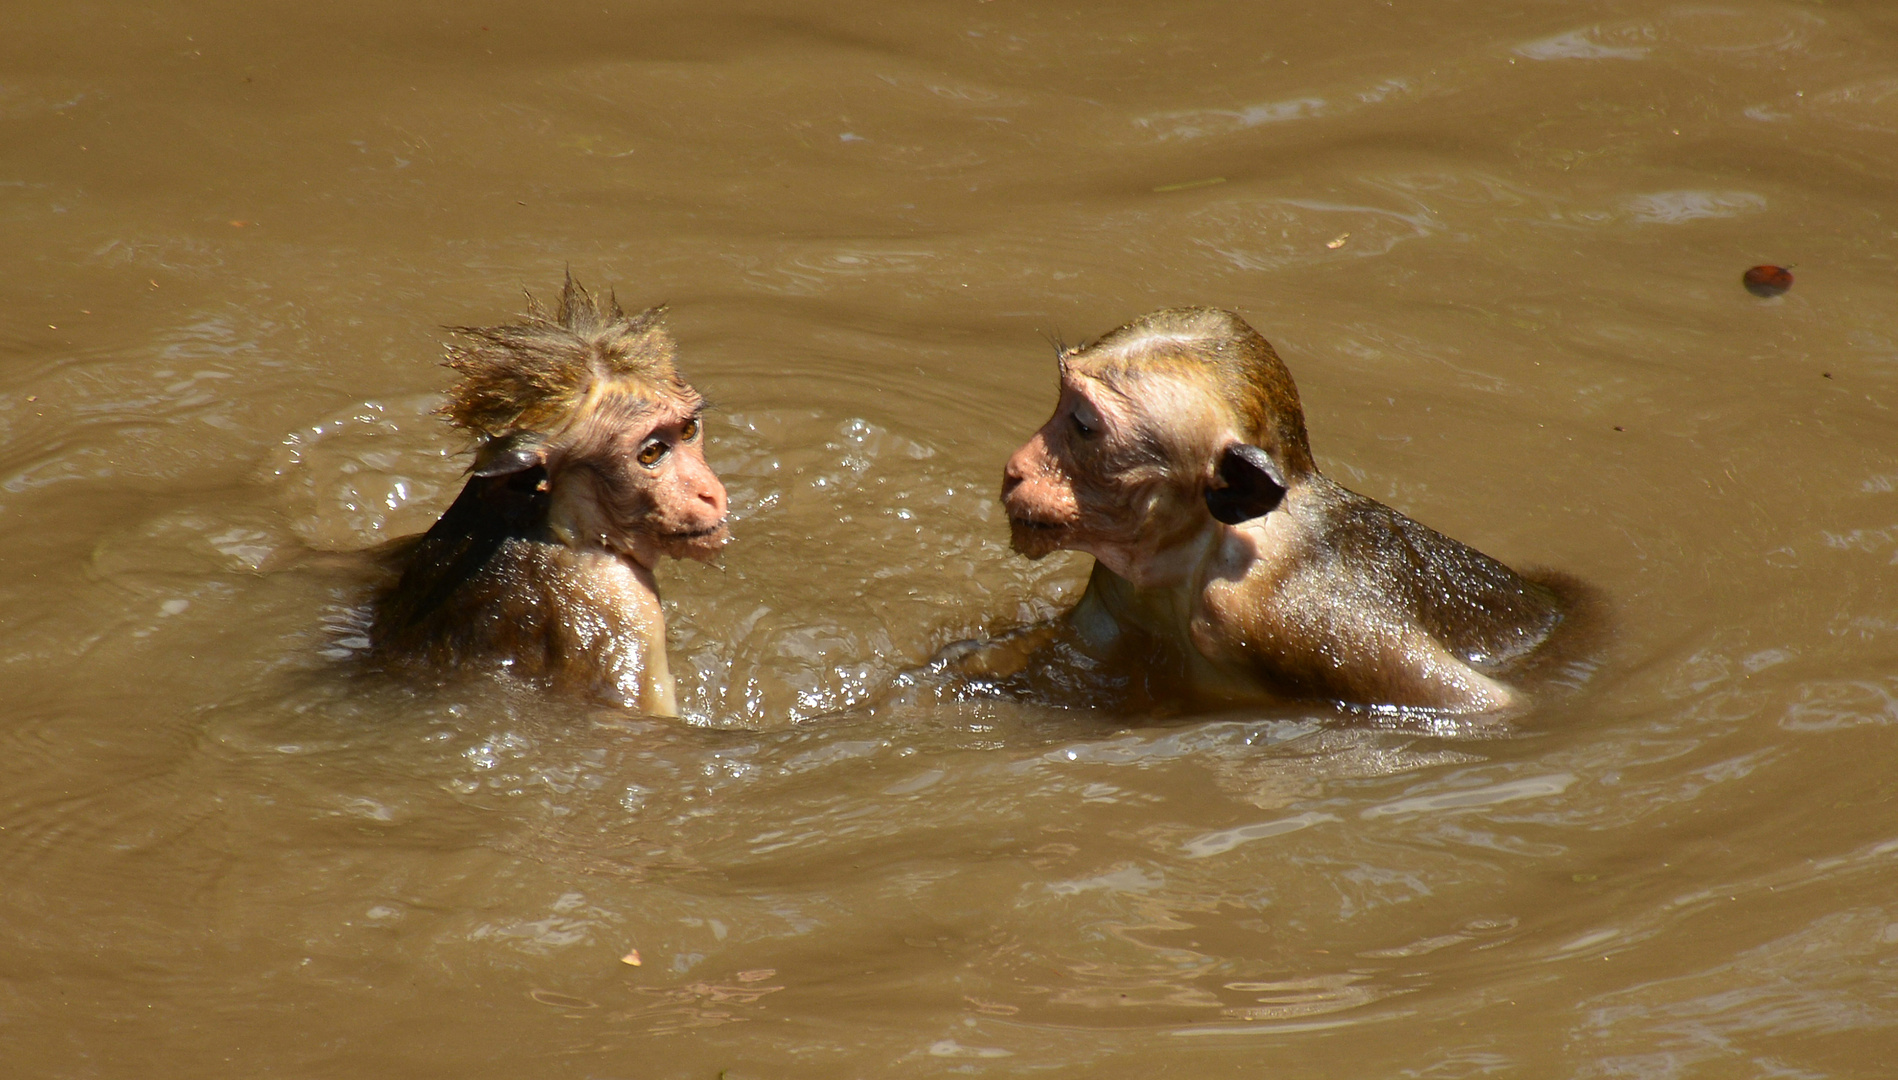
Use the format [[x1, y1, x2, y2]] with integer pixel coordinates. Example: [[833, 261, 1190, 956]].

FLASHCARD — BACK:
[[1743, 265, 1793, 298]]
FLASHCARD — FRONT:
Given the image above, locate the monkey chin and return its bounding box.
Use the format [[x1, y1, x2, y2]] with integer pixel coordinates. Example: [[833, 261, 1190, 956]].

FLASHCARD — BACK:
[[1008, 517, 1070, 560], [657, 521, 731, 564]]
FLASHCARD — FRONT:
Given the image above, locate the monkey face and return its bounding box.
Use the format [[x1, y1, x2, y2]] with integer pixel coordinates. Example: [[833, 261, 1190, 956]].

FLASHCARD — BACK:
[[545, 393, 730, 568], [1003, 371, 1226, 580]]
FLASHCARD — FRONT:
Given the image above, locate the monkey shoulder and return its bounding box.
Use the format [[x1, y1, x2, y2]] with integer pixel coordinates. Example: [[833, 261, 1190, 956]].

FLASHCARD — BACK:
[[375, 533, 556, 663], [371, 472, 548, 641]]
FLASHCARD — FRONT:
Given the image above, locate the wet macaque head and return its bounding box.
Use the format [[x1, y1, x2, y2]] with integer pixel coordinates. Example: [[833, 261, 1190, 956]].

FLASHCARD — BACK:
[[443, 276, 728, 568], [1001, 307, 1313, 580]]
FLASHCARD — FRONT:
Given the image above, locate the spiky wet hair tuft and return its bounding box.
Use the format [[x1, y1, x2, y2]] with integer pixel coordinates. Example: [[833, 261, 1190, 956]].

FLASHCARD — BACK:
[[440, 274, 688, 438]]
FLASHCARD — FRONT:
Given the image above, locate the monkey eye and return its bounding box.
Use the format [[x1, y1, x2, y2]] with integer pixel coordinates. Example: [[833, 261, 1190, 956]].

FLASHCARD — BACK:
[[680, 416, 700, 441], [636, 439, 669, 468], [1070, 412, 1098, 439]]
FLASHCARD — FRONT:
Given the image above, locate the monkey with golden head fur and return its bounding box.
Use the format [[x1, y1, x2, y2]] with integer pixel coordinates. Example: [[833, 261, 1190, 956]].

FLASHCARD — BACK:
[[369, 276, 728, 716], [938, 306, 1597, 716]]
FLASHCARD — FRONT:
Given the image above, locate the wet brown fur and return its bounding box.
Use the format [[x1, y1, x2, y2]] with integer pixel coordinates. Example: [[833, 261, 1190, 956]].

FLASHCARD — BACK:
[[369, 276, 727, 715], [440, 277, 690, 438], [980, 306, 1597, 714]]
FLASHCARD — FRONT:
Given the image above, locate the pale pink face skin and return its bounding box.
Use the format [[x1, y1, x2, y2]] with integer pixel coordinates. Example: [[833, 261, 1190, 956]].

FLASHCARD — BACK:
[[547, 392, 730, 570], [1001, 367, 1233, 588]]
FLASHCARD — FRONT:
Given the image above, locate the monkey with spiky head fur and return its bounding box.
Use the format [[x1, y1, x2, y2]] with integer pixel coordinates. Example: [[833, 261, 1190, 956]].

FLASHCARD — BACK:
[[370, 276, 728, 716], [951, 306, 1593, 715]]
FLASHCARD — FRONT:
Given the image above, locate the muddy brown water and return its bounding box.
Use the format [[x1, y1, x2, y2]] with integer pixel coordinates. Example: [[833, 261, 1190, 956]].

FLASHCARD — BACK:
[[5, 1, 1898, 1076]]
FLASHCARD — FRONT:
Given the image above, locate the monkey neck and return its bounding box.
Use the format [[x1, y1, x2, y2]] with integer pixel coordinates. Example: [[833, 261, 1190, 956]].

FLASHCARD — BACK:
[[545, 481, 663, 571], [1073, 529, 1219, 649], [1090, 519, 1219, 591]]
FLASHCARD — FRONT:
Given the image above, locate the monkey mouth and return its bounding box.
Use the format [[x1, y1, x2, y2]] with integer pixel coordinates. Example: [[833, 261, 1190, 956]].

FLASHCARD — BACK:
[[658, 520, 730, 565], [1007, 515, 1066, 532], [1007, 515, 1071, 560]]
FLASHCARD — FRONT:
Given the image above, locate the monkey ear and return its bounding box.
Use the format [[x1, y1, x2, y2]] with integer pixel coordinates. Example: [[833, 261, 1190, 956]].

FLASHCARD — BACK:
[[471, 432, 548, 478], [1205, 443, 1288, 525]]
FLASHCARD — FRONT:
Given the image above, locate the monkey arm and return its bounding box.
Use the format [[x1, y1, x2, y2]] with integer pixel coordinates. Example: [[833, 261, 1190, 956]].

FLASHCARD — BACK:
[[924, 620, 1066, 681]]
